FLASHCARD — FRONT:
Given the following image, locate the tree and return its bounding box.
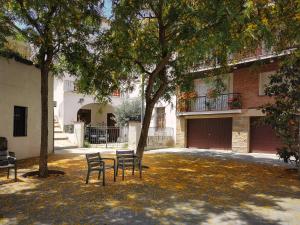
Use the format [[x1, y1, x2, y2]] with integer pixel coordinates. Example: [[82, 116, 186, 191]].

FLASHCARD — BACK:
[[2, 0, 103, 177], [0, 11, 13, 48], [259, 0, 300, 172], [261, 55, 300, 170], [72, 0, 271, 158], [114, 98, 142, 126]]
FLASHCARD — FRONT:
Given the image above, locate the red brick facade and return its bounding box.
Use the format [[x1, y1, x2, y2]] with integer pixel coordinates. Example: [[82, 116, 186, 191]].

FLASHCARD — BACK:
[[233, 62, 278, 109]]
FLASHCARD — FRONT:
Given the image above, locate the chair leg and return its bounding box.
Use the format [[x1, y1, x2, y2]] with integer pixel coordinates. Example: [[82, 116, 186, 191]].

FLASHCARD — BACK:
[[116, 165, 119, 176], [113, 166, 116, 182], [139, 161, 142, 179], [122, 164, 125, 181], [132, 161, 135, 175], [7, 168, 10, 179], [102, 168, 105, 186], [14, 165, 17, 182], [98, 170, 101, 180], [86, 170, 90, 184]]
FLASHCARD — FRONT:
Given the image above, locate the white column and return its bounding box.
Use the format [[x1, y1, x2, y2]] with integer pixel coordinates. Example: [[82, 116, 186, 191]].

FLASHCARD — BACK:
[[74, 122, 85, 148], [128, 121, 141, 151]]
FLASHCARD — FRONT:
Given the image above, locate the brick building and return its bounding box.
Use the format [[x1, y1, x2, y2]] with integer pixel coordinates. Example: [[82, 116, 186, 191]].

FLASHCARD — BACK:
[[175, 52, 288, 154]]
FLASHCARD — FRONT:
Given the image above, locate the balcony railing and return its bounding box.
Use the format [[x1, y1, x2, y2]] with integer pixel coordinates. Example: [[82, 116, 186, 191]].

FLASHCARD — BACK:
[[177, 93, 242, 113]]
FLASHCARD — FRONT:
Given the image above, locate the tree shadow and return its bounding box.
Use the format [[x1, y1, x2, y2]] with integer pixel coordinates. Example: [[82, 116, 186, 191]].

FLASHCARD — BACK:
[[0, 153, 300, 224]]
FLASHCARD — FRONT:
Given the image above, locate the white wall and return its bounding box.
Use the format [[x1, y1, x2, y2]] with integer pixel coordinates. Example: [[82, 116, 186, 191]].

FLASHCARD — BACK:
[[149, 97, 177, 140], [54, 76, 123, 127], [81, 103, 115, 126], [0, 57, 54, 160], [53, 75, 177, 142], [53, 77, 64, 127]]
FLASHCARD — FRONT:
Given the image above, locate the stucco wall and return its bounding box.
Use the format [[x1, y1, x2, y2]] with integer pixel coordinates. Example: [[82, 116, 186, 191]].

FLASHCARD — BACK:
[[53, 77, 64, 127], [53, 76, 177, 142], [81, 103, 115, 126], [0, 57, 54, 160]]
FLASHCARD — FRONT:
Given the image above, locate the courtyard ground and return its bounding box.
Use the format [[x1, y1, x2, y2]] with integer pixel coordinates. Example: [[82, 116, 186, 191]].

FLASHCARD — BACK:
[[0, 150, 300, 225]]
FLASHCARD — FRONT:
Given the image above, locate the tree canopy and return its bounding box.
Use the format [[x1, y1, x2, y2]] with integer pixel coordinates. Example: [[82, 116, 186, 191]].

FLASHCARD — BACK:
[[67, 0, 278, 157], [1, 0, 104, 177]]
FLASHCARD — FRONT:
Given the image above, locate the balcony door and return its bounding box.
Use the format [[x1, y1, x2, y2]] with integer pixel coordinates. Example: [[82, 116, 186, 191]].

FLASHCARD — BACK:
[[193, 74, 233, 111]]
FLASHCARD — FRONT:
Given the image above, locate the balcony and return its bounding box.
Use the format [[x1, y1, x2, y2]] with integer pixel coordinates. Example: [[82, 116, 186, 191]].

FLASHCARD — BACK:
[[177, 93, 242, 115]]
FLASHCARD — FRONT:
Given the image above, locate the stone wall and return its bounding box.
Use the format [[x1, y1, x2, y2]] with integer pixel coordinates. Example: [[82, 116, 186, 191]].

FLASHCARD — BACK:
[[176, 117, 186, 147], [232, 116, 250, 153]]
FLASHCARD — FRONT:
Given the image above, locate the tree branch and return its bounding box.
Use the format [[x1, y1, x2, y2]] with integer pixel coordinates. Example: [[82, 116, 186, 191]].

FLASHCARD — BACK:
[[145, 53, 171, 100], [16, 0, 43, 35], [134, 60, 152, 75]]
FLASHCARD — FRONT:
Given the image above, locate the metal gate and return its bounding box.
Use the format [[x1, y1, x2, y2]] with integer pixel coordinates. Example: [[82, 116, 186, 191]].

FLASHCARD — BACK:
[[85, 125, 128, 148]]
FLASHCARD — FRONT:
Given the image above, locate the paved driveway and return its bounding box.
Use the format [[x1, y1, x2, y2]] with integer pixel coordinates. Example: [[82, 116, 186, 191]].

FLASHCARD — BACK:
[[56, 147, 287, 166]]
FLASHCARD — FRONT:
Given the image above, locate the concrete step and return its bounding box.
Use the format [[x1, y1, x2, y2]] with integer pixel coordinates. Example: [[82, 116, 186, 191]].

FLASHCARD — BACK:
[[54, 132, 68, 137], [54, 137, 69, 141], [54, 140, 78, 150], [54, 130, 63, 133]]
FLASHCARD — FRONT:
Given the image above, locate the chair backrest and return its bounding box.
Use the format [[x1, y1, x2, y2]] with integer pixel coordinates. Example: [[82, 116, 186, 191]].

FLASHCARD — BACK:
[[86, 153, 101, 164], [116, 150, 134, 159], [0, 137, 8, 151], [0, 137, 8, 165]]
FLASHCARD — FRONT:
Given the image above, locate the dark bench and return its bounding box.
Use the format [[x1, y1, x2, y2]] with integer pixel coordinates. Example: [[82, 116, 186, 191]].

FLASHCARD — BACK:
[[0, 137, 17, 181], [116, 150, 142, 180]]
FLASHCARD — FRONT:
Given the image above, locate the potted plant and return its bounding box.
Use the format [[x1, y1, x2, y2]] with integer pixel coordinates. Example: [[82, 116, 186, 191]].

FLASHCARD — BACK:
[[228, 97, 242, 109], [177, 91, 198, 112]]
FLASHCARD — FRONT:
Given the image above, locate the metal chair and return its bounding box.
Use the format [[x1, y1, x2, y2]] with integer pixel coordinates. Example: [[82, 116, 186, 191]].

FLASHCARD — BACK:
[[116, 150, 142, 180], [0, 137, 17, 181], [85, 153, 116, 186]]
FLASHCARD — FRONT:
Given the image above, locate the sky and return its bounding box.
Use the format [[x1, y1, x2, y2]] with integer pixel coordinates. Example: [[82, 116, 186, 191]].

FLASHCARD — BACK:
[[103, 1, 112, 18]]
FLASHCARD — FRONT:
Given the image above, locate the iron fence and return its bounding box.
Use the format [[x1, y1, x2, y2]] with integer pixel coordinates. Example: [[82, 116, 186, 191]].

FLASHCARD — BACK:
[[177, 93, 242, 113], [85, 125, 128, 148]]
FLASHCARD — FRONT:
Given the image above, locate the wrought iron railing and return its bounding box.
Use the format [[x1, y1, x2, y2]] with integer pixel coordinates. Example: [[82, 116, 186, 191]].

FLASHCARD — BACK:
[[84, 125, 128, 147], [177, 93, 242, 113]]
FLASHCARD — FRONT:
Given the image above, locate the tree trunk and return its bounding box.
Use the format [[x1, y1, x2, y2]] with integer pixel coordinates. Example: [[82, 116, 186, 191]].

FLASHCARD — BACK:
[[39, 66, 49, 177], [136, 101, 155, 158]]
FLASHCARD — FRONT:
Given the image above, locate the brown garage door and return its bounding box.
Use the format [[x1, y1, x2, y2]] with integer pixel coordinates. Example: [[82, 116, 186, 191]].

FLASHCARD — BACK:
[[187, 118, 232, 149], [250, 117, 282, 153]]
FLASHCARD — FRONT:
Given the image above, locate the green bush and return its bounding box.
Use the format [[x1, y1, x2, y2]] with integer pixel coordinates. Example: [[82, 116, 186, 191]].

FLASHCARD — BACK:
[[114, 98, 142, 126]]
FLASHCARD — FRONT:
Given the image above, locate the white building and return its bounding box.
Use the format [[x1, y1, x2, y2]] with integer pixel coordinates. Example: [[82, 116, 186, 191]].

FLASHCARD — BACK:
[[0, 55, 54, 159], [53, 74, 177, 143]]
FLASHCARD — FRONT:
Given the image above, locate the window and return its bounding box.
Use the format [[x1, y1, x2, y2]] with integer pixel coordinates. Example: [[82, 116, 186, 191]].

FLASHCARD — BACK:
[[156, 107, 166, 129], [112, 89, 121, 97], [259, 72, 274, 96], [13, 106, 27, 137]]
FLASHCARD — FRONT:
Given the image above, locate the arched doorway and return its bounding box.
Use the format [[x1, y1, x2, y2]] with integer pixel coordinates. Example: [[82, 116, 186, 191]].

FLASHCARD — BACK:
[[77, 109, 91, 125], [77, 103, 115, 126]]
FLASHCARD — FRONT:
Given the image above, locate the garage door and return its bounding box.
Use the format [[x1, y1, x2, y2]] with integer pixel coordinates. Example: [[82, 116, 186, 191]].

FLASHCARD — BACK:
[[250, 117, 282, 153], [187, 118, 232, 149]]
